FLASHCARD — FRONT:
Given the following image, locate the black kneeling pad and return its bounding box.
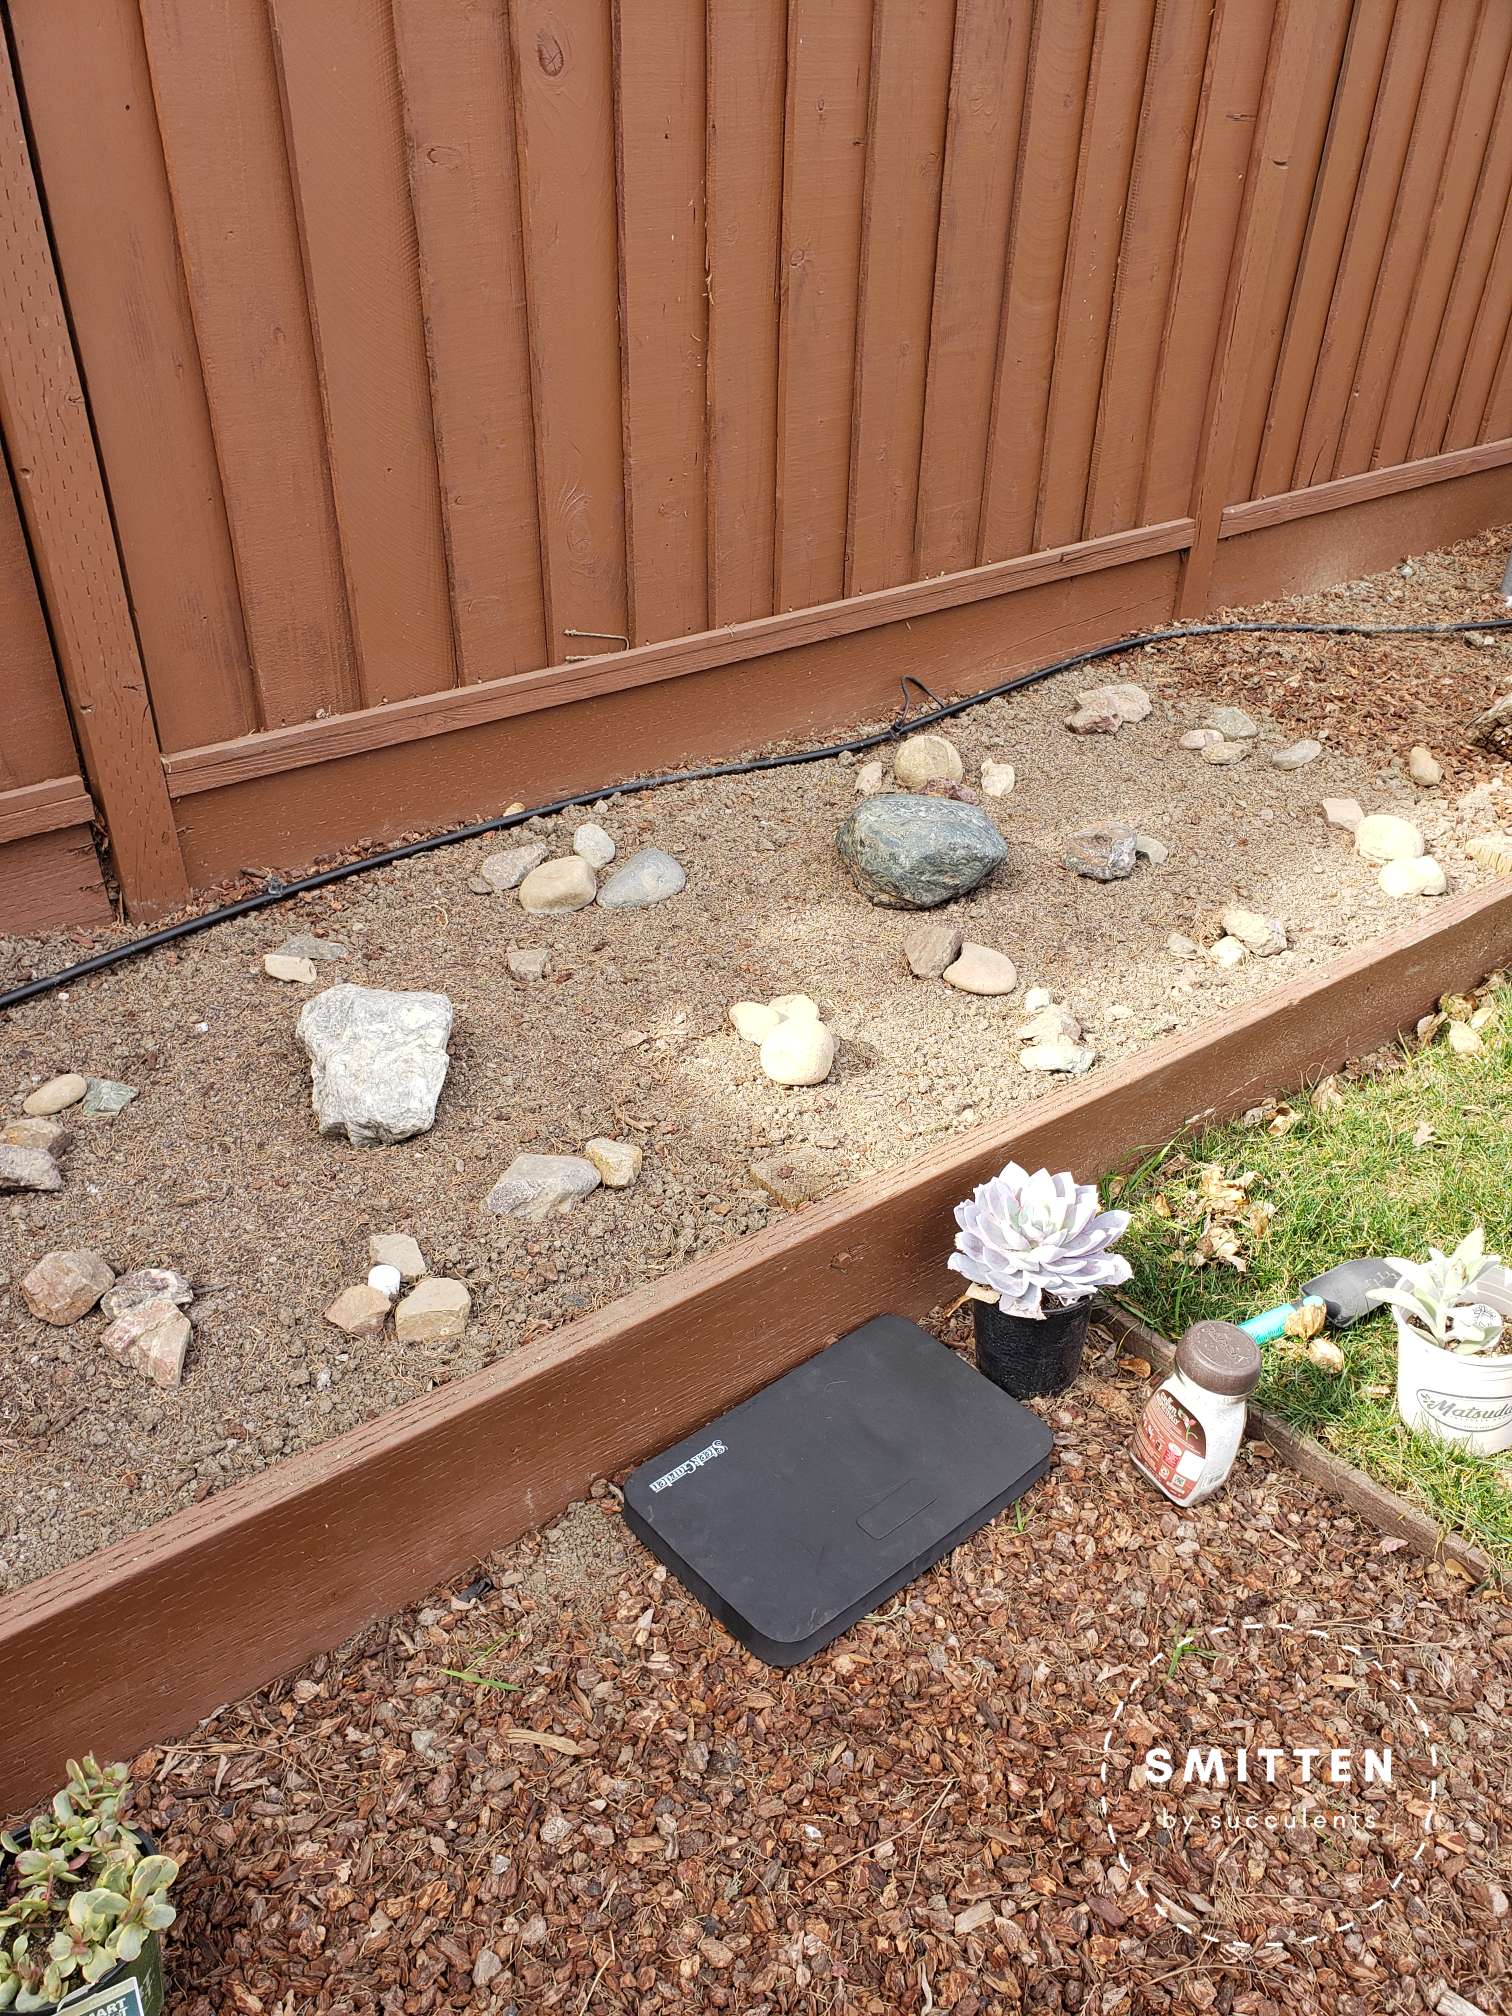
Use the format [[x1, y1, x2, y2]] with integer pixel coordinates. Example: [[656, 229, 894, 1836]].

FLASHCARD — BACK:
[[623, 1313, 1053, 1666]]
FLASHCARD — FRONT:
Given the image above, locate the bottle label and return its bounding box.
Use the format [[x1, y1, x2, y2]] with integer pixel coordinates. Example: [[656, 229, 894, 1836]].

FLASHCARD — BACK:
[[1132, 1387, 1208, 1502]]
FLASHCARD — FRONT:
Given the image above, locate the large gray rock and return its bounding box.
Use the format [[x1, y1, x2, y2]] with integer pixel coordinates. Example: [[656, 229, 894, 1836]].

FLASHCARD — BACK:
[[297, 984, 453, 1146], [597, 847, 686, 909], [836, 794, 1008, 909]]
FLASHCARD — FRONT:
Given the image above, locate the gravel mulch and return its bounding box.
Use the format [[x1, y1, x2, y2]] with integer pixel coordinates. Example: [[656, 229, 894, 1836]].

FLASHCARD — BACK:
[[72, 1312, 1512, 2015], [2, 529, 1510, 1595]]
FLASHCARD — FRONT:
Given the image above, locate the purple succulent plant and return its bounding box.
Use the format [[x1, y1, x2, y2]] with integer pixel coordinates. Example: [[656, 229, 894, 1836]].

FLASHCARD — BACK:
[[949, 1162, 1131, 1316]]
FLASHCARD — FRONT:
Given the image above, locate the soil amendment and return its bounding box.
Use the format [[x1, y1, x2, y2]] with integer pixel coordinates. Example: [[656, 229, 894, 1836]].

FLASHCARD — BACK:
[[2, 529, 1510, 1593]]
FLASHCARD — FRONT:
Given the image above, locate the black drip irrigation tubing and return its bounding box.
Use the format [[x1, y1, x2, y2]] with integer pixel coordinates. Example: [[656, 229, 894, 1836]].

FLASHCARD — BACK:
[[4, 612, 1511, 1016]]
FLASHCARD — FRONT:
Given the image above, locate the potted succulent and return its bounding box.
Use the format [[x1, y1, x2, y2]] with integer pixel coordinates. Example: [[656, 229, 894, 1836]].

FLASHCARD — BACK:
[[1375, 1228, 1512, 1455], [0, 1757, 177, 2014], [949, 1162, 1131, 1398]]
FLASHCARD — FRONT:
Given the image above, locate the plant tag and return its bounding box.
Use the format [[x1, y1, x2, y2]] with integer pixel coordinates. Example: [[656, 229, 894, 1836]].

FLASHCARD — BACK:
[[54, 1982, 145, 2016]]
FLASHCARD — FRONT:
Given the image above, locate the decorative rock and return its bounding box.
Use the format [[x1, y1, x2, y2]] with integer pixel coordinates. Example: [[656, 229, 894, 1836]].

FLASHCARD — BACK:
[[0, 1144, 63, 1192], [836, 795, 1007, 908], [980, 760, 1016, 799], [1354, 813, 1424, 864], [1271, 739, 1322, 771], [370, 1232, 428, 1279], [1065, 822, 1137, 881], [749, 1148, 837, 1207], [507, 947, 550, 982], [1407, 745, 1443, 789], [759, 1018, 837, 1087], [1021, 986, 1052, 1014], [1210, 936, 1248, 971], [1322, 796, 1364, 831], [394, 1276, 471, 1343], [1097, 682, 1152, 723], [854, 760, 885, 795], [297, 985, 453, 1146], [475, 842, 550, 894], [729, 1002, 782, 1043], [1167, 933, 1200, 959], [942, 943, 1018, 996], [1020, 1039, 1095, 1075], [1201, 740, 1250, 767], [1220, 906, 1287, 957], [325, 1284, 391, 1338], [367, 1263, 403, 1299], [1018, 1003, 1083, 1047], [23, 1073, 88, 1117], [274, 934, 348, 963], [902, 921, 963, 980], [21, 1249, 114, 1325], [102, 1297, 190, 1388], [597, 847, 686, 909], [101, 1269, 192, 1321], [518, 856, 597, 914], [893, 733, 963, 789], [1134, 833, 1169, 865], [80, 1079, 138, 1116], [768, 992, 821, 1022], [1379, 856, 1446, 898], [1181, 729, 1224, 750], [573, 822, 616, 868], [486, 1153, 601, 1220], [584, 1137, 643, 1188], [264, 952, 317, 984], [1207, 706, 1258, 740], [1, 1115, 71, 1156], [1065, 693, 1125, 735]]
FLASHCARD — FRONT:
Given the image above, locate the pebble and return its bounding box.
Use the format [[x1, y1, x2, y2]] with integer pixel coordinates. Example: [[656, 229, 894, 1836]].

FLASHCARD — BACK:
[[1207, 705, 1258, 739], [980, 760, 1016, 799], [264, 952, 317, 983], [1180, 728, 1224, 750], [486, 1153, 602, 1219], [1134, 833, 1168, 865], [1379, 856, 1447, 898], [729, 1001, 783, 1043], [759, 1017, 837, 1087], [102, 1297, 190, 1388], [1322, 796, 1364, 831], [854, 760, 885, 796], [902, 921, 963, 980], [518, 856, 597, 914], [22, 1073, 88, 1117], [473, 1951, 504, 1992], [1407, 745, 1443, 788], [584, 1137, 643, 1189], [769, 992, 820, 1022], [1065, 693, 1124, 735], [273, 934, 348, 964], [0, 1144, 63, 1193], [1354, 812, 1424, 863], [837, 795, 1008, 909], [1018, 1003, 1084, 1046], [1210, 936, 1248, 971], [1167, 933, 1199, 959], [1271, 739, 1322, 770], [597, 847, 686, 909], [942, 943, 1018, 996], [572, 822, 616, 868], [370, 1232, 428, 1279], [1, 1115, 71, 1156], [1201, 740, 1250, 767], [1065, 822, 1137, 881], [892, 733, 963, 788], [473, 842, 550, 895], [367, 1263, 403, 1299], [21, 1249, 115, 1325], [749, 1149, 837, 1208], [80, 1078, 138, 1117], [1220, 906, 1287, 957], [507, 946, 550, 983], [1020, 1039, 1095, 1075], [1098, 682, 1152, 723], [325, 1284, 392, 1338], [1021, 986, 1052, 1014], [101, 1268, 193, 1322], [394, 1276, 471, 1343]]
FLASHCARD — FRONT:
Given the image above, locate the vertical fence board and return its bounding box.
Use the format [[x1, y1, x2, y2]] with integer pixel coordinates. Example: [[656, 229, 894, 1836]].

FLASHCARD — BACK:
[[977, 0, 1098, 563], [706, 1, 785, 629], [10, 0, 254, 755], [0, 462, 76, 790], [1446, 204, 1512, 450], [913, 0, 1032, 579], [614, 0, 708, 645], [509, 0, 628, 662], [270, 0, 456, 707], [773, 0, 874, 613], [1034, 0, 1158, 552], [845, 0, 955, 597], [392, 0, 547, 684], [1334, 0, 1482, 477], [139, 0, 356, 731], [1084, 0, 1214, 539], [1483, 312, 1512, 446]]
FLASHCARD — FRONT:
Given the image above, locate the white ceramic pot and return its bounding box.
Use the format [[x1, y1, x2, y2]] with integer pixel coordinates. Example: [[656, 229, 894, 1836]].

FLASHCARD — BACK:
[[1394, 1312, 1512, 1454]]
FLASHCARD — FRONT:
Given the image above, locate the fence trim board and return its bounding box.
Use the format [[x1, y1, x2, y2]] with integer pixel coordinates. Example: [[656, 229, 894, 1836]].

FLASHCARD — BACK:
[[1218, 432, 1512, 537]]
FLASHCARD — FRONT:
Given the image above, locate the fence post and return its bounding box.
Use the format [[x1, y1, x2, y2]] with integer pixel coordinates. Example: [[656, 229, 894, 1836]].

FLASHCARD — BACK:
[[0, 30, 188, 919]]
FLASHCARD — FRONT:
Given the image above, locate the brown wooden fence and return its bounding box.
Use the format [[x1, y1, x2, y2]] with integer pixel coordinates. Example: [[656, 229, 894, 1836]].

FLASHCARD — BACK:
[[1, 0, 1509, 929]]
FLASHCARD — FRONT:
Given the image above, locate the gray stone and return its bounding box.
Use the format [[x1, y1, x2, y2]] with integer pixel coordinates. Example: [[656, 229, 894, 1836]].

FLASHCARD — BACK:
[[475, 842, 549, 894], [836, 794, 1008, 909], [902, 921, 963, 979], [80, 1078, 138, 1116], [1207, 706, 1259, 739], [486, 1153, 602, 1220], [473, 1950, 504, 1993], [1270, 738, 1322, 771], [21, 1249, 114, 1325], [1065, 822, 1137, 881], [0, 1145, 63, 1192], [273, 933, 348, 963], [597, 847, 686, 909], [1201, 739, 1251, 767], [507, 946, 550, 982], [101, 1268, 193, 1322], [297, 984, 453, 1147], [1134, 833, 1169, 865]]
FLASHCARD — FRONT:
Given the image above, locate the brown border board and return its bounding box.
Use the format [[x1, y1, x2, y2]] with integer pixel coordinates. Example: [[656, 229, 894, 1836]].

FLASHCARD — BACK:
[[3, 877, 1512, 1802]]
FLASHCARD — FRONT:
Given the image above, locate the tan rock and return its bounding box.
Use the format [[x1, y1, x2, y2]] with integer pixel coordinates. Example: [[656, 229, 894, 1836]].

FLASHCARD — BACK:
[[1220, 906, 1287, 957], [0, 1145, 63, 1192], [748, 1148, 837, 1208], [759, 1018, 836, 1087], [102, 1296, 191, 1388], [1322, 797, 1364, 831], [518, 856, 597, 914], [395, 1276, 471, 1343], [893, 733, 963, 788], [369, 1231, 428, 1280], [1354, 813, 1424, 863], [1379, 856, 1446, 898], [584, 1137, 643, 1188], [1407, 746, 1442, 789], [854, 759, 885, 796], [22, 1073, 88, 1117], [942, 943, 1018, 996], [767, 992, 821, 1022], [21, 1249, 115, 1325], [980, 760, 1016, 799], [729, 1001, 782, 1043], [1, 1115, 73, 1156], [325, 1283, 392, 1337], [902, 921, 963, 979], [1210, 936, 1248, 971], [264, 953, 318, 983]]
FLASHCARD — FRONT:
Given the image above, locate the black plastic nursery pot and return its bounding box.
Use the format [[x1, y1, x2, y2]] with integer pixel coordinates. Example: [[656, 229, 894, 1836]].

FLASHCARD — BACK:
[[6, 1827, 167, 2016], [973, 1295, 1091, 1400]]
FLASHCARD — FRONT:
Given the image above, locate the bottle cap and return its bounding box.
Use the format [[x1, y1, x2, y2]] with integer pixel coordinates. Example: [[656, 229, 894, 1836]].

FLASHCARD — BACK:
[[1175, 1320, 1262, 1397]]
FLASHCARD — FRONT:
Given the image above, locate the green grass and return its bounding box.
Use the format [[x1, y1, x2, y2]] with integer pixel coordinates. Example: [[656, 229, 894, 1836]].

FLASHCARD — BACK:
[[1110, 987, 1512, 1566]]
